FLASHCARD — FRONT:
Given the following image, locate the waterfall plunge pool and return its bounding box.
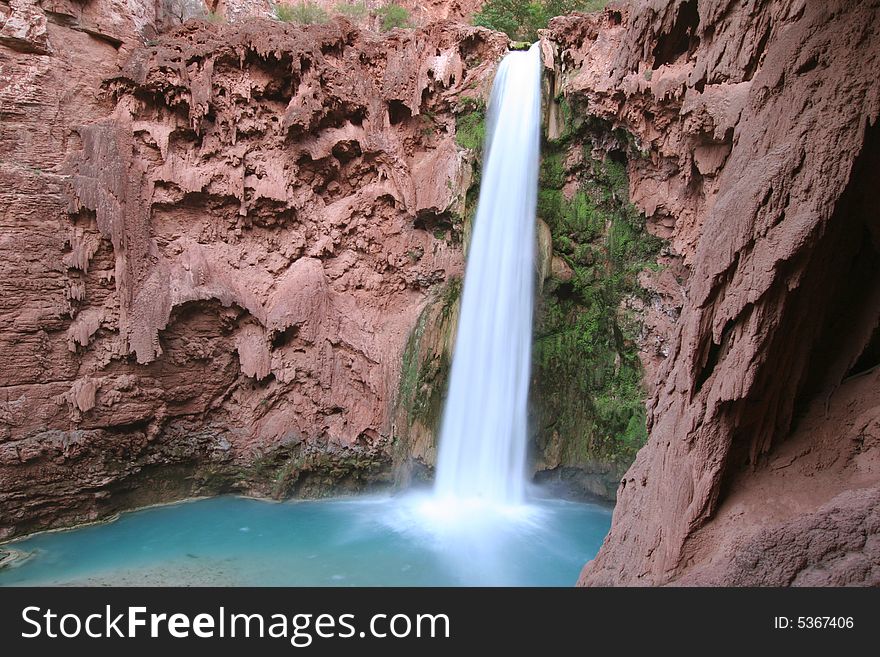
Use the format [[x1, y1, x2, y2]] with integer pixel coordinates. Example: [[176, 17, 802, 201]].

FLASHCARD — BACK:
[[0, 493, 611, 586], [0, 46, 613, 589]]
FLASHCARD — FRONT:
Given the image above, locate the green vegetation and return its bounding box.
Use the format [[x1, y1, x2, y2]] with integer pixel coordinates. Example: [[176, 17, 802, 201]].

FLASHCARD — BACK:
[[398, 79, 657, 472], [335, 1, 369, 22], [398, 308, 430, 425], [449, 96, 488, 248], [271, 1, 411, 32], [439, 276, 462, 321], [205, 11, 224, 23], [196, 435, 388, 499], [454, 96, 487, 153], [474, 0, 609, 41], [397, 278, 460, 432], [274, 1, 329, 24], [533, 103, 662, 465], [376, 3, 411, 31]]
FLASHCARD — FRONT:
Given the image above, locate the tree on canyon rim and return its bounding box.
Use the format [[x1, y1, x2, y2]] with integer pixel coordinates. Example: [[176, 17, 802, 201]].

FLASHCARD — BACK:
[[162, 0, 209, 24], [474, 0, 609, 41]]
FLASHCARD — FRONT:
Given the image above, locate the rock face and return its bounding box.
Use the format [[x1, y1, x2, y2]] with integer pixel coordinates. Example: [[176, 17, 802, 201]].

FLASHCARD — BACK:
[[1, 0, 51, 53], [0, 0, 507, 538], [5, 0, 878, 589], [543, 0, 880, 585]]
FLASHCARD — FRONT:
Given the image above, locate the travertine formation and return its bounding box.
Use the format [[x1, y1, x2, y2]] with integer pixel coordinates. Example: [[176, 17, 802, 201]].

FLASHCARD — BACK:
[[0, 0, 506, 538], [3, 0, 878, 587], [544, 0, 880, 586]]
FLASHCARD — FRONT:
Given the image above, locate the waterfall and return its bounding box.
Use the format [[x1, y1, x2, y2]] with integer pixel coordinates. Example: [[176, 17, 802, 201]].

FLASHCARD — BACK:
[[434, 43, 542, 505]]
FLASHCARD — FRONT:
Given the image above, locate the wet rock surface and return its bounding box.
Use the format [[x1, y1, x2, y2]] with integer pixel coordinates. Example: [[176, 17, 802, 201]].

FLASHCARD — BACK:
[[543, 0, 880, 586]]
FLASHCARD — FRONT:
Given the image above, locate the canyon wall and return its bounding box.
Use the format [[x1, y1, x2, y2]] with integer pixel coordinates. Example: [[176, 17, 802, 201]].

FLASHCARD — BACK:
[[543, 0, 880, 585], [0, 0, 507, 539], [5, 0, 878, 587]]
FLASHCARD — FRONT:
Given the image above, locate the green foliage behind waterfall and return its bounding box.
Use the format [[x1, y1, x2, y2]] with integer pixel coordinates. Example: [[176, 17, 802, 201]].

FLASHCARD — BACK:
[[474, 0, 610, 42], [392, 59, 659, 487], [533, 110, 662, 468]]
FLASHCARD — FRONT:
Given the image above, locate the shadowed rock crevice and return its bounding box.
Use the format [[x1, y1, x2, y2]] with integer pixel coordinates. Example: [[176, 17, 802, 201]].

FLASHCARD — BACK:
[[719, 116, 880, 469], [796, 118, 880, 401], [387, 99, 413, 125], [651, 0, 699, 69]]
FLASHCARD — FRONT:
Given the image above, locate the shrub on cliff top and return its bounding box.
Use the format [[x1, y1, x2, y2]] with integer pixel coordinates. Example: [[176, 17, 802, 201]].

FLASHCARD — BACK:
[[474, 0, 609, 42], [335, 1, 369, 22], [274, 1, 330, 24], [162, 0, 208, 24], [377, 4, 411, 31]]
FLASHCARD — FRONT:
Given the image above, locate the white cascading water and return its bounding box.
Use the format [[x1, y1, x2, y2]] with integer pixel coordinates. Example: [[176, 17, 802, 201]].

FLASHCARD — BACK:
[[434, 44, 542, 506]]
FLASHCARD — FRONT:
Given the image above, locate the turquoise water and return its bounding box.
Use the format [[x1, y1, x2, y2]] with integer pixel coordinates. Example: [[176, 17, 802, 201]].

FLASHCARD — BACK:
[[0, 494, 611, 586]]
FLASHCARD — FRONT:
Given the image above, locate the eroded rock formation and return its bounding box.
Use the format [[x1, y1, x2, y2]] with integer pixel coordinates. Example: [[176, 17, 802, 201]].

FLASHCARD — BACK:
[[542, 0, 880, 585], [4, 0, 878, 588], [0, 0, 506, 538]]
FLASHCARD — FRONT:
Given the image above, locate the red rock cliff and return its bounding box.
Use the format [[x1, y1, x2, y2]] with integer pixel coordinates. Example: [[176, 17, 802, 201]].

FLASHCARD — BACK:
[[5, 0, 879, 588], [0, 0, 506, 538], [542, 0, 880, 585]]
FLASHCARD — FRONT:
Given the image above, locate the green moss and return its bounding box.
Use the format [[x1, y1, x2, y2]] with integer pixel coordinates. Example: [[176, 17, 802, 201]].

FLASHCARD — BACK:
[[447, 96, 487, 248], [411, 352, 450, 429], [455, 97, 487, 153], [552, 97, 583, 143], [399, 307, 431, 417], [540, 150, 566, 188], [240, 441, 388, 499], [455, 113, 485, 152], [533, 121, 663, 466], [396, 277, 461, 439], [440, 276, 462, 321]]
